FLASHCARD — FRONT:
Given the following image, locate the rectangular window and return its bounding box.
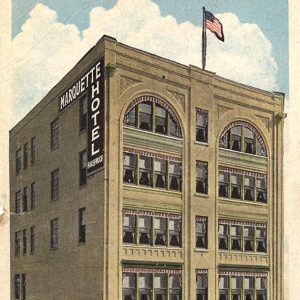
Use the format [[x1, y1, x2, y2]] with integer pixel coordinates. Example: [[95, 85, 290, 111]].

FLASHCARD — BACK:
[[196, 161, 208, 194], [154, 158, 167, 189], [169, 274, 181, 299], [30, 226, 35, 254], [169, 161, 181, 191], [219, 275, 229, 300], [256, 178, 267, 203], [155, 104, 167, 134], [219, 221, 267, 253], [16, 148, 22, 174], [79, 95, 88, 132], [123, 153, 137, 184], [196, 272, 208, 300], [123, 271, 182, 300], [230, 126, 242, 151], [196, 109, 208, 143], [123, 212, 182, 248], [23, 143, 28, 170], [139, 156, 152, 186], [219, 273, 267, 300], [123, 273, 136, 300], [51, 169, 59, 201], [139, 273, 153, 299], [256, 227, 267, 252], [79, 150, 87, 187], [50, 218, 59, 249], [169, 218, 181, 247], [15, 231, 21, 256], [31, 136, 36, 164], [15, 274, 21, 300], [15, 191, 21, 214], [154, 217, 167, 246], [230, 225, 242, 251], [22, 229, 27, 255], [21, 274, 26, 300], [256, 277, 267, 300], [50, 118, 59, 150], [196, 217, 208, 249], [138, 215, 152, 245], [244, 128, 256, 154], [139, 102, 152, 131], [123, 214, 136, 244], [218, 168, 267, 204], [30, 182, 36, 210], [219, 172, 229, 198], [231, 174, 242, 200], [218, 224, 229, 250], [79, 208, 86, 243], [22, 187, 28, 213], [244, 176, 255, 201]]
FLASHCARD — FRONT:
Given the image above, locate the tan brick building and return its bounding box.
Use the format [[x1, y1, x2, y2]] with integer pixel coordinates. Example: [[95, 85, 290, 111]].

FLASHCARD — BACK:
[[10, 35, 284, 300]]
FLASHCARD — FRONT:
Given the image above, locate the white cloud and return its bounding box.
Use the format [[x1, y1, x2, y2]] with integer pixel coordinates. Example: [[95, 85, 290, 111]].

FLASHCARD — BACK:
[[12, 0, 278, 122]]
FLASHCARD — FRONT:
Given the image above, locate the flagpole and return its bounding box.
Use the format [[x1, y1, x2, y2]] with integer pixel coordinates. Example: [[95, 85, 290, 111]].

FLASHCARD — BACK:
[[202, 6, 207, 70]]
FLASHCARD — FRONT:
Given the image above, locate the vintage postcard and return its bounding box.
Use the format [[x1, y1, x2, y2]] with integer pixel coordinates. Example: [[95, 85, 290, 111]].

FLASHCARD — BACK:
[[0, 0, 298, 299]]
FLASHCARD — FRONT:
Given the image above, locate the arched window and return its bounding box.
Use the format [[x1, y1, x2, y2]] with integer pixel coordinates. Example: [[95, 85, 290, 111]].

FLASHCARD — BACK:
[[124, 96, 182, 138], [219, 121, 267, 157]]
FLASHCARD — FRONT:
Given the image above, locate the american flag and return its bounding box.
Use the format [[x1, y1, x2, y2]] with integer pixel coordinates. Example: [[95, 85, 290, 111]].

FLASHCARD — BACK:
[[205, 11, 224, 42]]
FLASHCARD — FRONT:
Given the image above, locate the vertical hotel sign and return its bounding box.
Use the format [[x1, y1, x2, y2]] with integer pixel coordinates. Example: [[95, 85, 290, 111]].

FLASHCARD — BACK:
[[59, 57, 105, 175]]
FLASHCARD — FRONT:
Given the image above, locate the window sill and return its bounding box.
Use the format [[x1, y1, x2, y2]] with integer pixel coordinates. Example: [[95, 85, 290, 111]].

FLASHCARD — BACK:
[[194, 141, 209, 147], [123, 244, 182, 250], [218, 198, 267, 206], [78, 242, 86, 246], [218, 250, 268, 256], [194, 193, 209, 198], [195, 248, 208, 252], [123, 183, 182, 195]]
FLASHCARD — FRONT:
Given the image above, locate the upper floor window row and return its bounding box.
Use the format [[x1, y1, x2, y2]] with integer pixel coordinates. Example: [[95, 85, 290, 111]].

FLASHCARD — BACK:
[[219, 166, 267, 204], [123, 209, 182, 248], [15, 137, 36, 175], [124, 96, 182, 138], [219, 121, 267, 157], [123, 148, 182, 192]]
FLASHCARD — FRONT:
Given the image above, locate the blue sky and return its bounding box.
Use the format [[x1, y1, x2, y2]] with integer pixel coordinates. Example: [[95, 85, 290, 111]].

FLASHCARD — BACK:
[[12, 0, 288, 96]]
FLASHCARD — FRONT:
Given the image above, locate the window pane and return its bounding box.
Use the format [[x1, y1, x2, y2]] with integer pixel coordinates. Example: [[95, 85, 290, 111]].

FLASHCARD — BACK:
[[154, 159, 167, 189], [219, 172, 229, 198], [123, 215, 136, 244], [196, 111, 208, 143], [139, 216, 152, 245], [196, 162, 208, 194], [124, 154, 136, 184], [169, 219, 181, 247], [155, 105, 167, 134], [169, 162, 181, 191], [230, 126, 242, 151], [139, 273, 152, 300], [139, 103, 152, 131], [154, 273, 167, 299], [154, 218, 167, 246], [123, 273, 136, 300], [231, 174, 242, 199], [139, 156, 152, 186]]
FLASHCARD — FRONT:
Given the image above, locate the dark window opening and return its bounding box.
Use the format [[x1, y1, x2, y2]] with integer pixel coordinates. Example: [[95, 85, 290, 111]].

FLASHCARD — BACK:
[[196, 162, 208, 194], [79, 150, 87, 187], [31, 136, 36, 164], [22, 187, 28, 212], [50, 218, 59, 249], [51, 169, 59, 201], [22, 229, 27, 255], [50, 118, 59, 150], [15, 191, 21, 214], [123, 153, 137, 184], [16, 149, 22, 174], [30, 226, 35, 254], [196, 110, 208, 143], [30, 182, 36, 210], [23, 143, 28, 170], [80, 96, 88, 132], [79, 208, 86, 243], [15, 231, 21, 256], [196, 218, 208, 249]]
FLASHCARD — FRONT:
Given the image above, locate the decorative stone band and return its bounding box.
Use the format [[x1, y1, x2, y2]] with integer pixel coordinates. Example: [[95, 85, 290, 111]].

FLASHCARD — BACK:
[[218, 270, 268, 278], [124, 147, 182, 162], [196, 269, 208, 274], [195, 216, 208, 222], [125, 95, 181, 128], [123, 267, 182, 275], [123, 208, 182, 220], [219, 120, 267, 157], [218, 165, 267, 179], [196, 107, 208, 114], [219, 219, 267, 228]]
